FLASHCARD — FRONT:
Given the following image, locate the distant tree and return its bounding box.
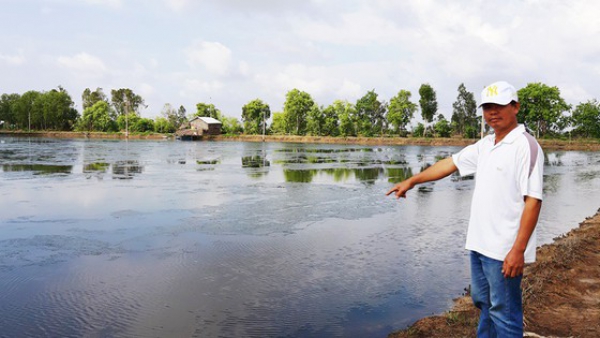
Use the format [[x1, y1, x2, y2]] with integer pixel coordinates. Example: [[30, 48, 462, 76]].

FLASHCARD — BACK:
[[517, 83, 570, 137], [154, 117, 176, 133], [111, 88, 145, 117], [412, 122, 425, 137], [387, 90, 417, 135], [284, 89, 315, 135], [41, 86, 79, 130], [117, 113, 139, 132], [13, 90, 42, 130], [355, 90, 387, 136], [242, 99, 270, 135], [571, 99, 600, 138], [82, 88, 108, 110], [451, 83, 478, 137], [419, 84, 438, 124], [221, 116, 243, 134], [0, 93, 21, 129], [161, 103, 187, 130], [133, 118, 155, 133], [195, 102, 222, 120], [336, 100, 356, 137], [320, 101, 347, 137], [434, 115, 452, 137], [77, 101, 116, 132], [306, 105, 325, 136], [270, 112, 287, 134]]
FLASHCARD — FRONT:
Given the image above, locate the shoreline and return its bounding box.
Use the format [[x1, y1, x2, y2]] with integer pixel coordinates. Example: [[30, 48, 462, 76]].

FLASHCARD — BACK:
[[388, 209, 600, 338], [1, 131, 599, 151]]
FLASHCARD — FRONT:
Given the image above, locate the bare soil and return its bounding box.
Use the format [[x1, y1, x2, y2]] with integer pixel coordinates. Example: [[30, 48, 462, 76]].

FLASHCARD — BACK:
[[388, 210, 600, 338]]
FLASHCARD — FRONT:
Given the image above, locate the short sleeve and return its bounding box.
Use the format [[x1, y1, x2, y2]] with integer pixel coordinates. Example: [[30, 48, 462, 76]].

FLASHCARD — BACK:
[[452, 142, 479, 177], [526, 144, 544, 200]]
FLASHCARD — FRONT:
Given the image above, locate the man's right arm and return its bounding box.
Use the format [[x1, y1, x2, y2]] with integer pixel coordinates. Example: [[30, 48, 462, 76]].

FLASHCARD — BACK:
[[386, 157, 458, 199]]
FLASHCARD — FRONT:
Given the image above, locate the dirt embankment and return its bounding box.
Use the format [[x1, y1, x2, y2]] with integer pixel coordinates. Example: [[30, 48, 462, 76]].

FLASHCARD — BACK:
[[389, 210, 600, 338]]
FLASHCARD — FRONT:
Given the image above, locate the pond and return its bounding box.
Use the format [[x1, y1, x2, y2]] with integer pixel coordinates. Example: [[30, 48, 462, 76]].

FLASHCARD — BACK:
[[1, 136, 599, 337]]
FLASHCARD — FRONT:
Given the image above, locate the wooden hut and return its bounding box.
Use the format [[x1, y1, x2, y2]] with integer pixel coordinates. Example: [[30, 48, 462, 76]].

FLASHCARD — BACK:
[[189, 116, 222, 135]]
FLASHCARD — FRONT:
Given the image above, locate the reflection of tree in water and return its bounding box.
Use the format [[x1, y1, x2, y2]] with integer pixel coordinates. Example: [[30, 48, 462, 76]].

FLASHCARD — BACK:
[[283, 169, 317, 183], [283, 167, 384, 183], [353, 167, 383, 184], [386, 167, 414, 184], [83, 162, 110, 179], [112, 160, 144, 179], [242, 155, 270, 178], [2, 164, 72, 175]]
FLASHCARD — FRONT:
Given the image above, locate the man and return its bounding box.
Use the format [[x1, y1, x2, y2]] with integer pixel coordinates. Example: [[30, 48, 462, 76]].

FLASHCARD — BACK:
[[386, 81, 543, 337]]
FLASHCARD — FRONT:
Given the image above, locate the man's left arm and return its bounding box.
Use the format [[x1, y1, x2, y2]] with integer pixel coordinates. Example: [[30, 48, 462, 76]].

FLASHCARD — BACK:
[[502, 196, 543, 278]]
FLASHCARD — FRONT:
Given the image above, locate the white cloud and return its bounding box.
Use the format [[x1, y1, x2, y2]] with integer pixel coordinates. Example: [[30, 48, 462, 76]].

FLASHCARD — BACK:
[[164, 0, 189, 11], [336, 80, 362, 100], [180, 79, 224, 97], [82, 0, 122, 8], [57, 52, 108, 79], [185, 41, 233, 76], [0, 52, 25, 66]]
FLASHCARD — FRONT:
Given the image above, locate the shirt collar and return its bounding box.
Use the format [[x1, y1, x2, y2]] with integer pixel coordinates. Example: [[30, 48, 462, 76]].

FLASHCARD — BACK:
[[493, 124, 526, 145]]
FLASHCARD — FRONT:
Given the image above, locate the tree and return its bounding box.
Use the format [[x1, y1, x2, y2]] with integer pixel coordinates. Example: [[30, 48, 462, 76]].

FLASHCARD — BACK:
[[161, 103, 187, 131], [195, 102, 222, 120], [0, 93, 20, 129], [571, 99, 600, 138], [133, 118, 155, 132], [412, 122, 425, 137], [283, 89, 315, 135], [41, 86, 79, 131], [270, 112, 287, 134], [517, 83, 570, 138], [82, 88, 108, 110], [306, 105, 325, 136], [387, 90, 417, 135], [434, 115, 452, 137], [451, 83, 478, 137], [221, 116, 243, 134], [77, 100, 116, 132], [154, 117, 176, 133], [334, 100, 356, 137], [321, 101, 346, 137], [355, 90, 387, 136], [111, 88, 145, 117], [419, 84, 438, 124], [242, 99, 270, 135], [13, 90, 42, 130]]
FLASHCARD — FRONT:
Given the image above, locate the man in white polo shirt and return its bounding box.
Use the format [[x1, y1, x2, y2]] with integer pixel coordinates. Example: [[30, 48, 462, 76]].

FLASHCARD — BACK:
[[387, 81, 543, 337]]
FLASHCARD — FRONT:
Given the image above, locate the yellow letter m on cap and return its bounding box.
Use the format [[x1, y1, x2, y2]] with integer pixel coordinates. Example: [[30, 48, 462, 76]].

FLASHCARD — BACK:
[[486, 85, 498, 97]]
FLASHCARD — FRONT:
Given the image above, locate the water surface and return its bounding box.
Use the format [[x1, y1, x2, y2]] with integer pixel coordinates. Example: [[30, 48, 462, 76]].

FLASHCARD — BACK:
[[1, 137, 599, 337]]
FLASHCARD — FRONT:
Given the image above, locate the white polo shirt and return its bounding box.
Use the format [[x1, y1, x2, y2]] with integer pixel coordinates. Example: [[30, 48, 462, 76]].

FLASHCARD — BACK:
[[452, 124, 544, 263]]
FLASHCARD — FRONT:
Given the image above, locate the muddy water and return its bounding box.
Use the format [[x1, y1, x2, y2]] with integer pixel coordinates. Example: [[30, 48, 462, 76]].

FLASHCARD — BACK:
[[1, 137, 599, 337]]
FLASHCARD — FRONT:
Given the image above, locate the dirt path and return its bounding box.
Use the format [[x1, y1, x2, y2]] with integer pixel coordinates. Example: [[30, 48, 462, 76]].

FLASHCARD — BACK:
[[388, 209, 600, 338]]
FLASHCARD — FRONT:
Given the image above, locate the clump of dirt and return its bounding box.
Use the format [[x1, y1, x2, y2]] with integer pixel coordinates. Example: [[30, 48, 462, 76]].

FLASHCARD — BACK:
[[389, 209, 600, 338]]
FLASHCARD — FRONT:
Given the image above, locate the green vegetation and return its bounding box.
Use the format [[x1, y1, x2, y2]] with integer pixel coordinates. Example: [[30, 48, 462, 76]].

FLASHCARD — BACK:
[[1, 82, 599, 140]]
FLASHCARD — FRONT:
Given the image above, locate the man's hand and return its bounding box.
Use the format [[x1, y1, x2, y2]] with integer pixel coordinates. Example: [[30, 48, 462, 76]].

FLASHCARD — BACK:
[[502, 248, 525, 278], [386, 180, 415, 199]]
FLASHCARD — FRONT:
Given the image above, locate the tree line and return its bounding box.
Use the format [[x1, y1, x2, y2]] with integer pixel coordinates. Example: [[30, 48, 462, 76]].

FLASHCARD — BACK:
[[1, 83, 599, 139]]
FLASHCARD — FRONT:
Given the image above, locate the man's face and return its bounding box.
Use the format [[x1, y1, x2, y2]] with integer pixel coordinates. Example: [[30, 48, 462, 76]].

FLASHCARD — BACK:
[[481, 102, 519, 133]]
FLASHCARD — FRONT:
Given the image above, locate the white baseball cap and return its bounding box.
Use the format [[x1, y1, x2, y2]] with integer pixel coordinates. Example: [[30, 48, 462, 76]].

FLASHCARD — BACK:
[[479, 81, 519, 107]]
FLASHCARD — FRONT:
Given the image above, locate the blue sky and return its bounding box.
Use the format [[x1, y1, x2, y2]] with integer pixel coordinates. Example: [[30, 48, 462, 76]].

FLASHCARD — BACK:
[[1, 0, 599, 123]]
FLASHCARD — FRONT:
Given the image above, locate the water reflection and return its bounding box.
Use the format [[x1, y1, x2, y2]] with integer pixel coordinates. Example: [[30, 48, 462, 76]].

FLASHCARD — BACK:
[[1, 137, 599, 338], [112, 160, 143, 179], [1, 164, 73, 175], [242, 155, 270, 178]]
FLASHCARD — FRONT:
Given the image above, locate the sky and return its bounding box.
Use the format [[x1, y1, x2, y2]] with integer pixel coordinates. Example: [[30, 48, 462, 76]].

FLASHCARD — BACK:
[[1, 0, 599, 123]]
